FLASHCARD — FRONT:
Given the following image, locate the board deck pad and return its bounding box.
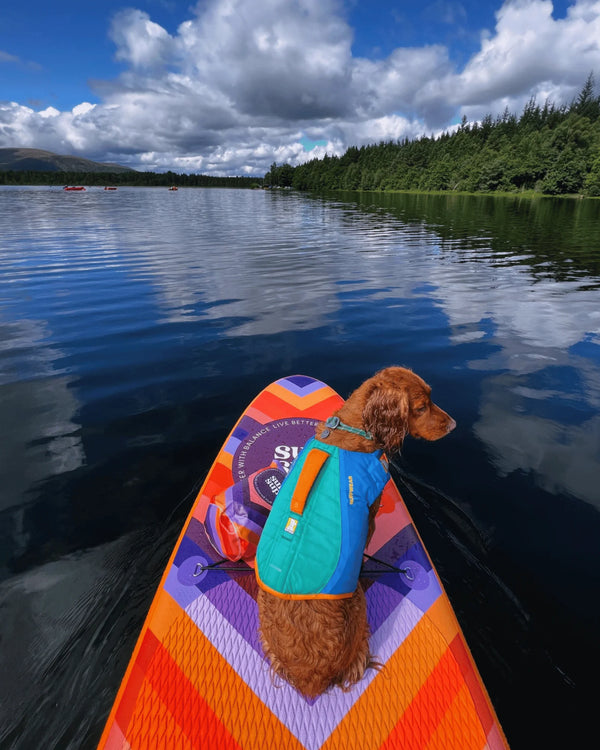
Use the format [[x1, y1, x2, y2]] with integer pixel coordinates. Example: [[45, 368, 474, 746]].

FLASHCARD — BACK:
[[99, 376, 509, 750]]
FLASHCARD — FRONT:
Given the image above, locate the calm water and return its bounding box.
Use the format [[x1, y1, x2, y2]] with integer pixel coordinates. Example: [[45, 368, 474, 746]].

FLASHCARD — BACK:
[[0, 186, 599, 749]]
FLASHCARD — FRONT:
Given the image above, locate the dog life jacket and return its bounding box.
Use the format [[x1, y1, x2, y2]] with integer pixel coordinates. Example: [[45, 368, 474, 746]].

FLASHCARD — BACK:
[[255, 437, 390, 599]]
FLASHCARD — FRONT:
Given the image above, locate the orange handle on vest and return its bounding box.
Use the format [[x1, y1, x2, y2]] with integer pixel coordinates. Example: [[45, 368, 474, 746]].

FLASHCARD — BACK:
[[289, 448, 329, 515]]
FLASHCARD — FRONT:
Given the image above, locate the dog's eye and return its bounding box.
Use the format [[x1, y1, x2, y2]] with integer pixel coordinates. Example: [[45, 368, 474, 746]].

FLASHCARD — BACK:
[[414, 404, 428, 415]]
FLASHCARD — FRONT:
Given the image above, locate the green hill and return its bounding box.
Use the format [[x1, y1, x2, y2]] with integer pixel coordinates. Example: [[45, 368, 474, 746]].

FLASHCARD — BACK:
[[0, 148, 135, 173]]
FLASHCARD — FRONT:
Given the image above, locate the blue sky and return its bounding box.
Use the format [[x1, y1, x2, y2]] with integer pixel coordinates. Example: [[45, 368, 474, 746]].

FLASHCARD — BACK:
[[0, 1, 595, 174]]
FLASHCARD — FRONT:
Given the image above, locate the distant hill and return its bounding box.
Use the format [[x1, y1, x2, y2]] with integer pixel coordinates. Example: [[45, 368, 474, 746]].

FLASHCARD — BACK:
[[0, 148, 136, 173]]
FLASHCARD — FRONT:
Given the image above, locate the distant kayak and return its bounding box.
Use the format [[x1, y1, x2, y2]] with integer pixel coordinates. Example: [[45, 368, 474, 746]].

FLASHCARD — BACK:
[[104, 186, 117, 191], [63, 186, 86, 191], [168, 186, 178, 191]]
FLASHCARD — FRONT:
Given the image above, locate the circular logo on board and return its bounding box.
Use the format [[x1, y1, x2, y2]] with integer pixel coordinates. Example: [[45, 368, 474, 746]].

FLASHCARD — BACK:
[[233, 418, 319, 480]]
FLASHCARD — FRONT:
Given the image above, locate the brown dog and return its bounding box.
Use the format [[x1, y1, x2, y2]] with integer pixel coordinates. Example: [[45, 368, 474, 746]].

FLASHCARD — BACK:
[[256, 366, 455, 698]]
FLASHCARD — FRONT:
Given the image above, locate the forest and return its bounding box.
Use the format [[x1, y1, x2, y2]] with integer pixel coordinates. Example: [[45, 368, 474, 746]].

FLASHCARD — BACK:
[[0, 169, 261, 189], [265, 75, 600, 197]]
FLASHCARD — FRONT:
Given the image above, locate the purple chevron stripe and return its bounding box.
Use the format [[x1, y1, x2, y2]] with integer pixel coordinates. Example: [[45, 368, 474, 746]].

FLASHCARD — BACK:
[[224, 434, 241, 455], [164, 564, 204, 610], [277, 375, 325, 397], [204, 579, 263, 650]]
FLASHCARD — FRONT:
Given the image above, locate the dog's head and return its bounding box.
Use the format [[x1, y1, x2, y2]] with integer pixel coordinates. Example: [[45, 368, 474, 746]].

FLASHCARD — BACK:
[[360, 366, 456, 454]]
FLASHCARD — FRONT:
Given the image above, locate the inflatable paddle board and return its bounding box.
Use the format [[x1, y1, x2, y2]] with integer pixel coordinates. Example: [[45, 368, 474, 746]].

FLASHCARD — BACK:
[[98, 375, 509, 750]]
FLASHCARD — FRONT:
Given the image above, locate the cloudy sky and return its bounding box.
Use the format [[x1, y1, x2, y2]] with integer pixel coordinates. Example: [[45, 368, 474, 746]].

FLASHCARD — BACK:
[[1, 0, 599, 175]]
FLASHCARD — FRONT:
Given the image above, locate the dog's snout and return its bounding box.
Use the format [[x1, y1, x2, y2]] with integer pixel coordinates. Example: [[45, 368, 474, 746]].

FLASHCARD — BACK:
[[447, 418, 457, 433]]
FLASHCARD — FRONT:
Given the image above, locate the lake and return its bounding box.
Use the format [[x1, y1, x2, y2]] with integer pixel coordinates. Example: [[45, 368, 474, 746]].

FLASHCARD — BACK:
[[0, 185, 598, 749]]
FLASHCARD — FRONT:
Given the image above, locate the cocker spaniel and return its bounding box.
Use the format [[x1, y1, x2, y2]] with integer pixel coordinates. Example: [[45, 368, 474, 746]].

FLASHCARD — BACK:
[[255, 366, 456, 698]]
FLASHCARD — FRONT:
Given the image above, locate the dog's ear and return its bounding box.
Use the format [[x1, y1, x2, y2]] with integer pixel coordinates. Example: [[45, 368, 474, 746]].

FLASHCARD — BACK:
[[363, 385, 409, 454]]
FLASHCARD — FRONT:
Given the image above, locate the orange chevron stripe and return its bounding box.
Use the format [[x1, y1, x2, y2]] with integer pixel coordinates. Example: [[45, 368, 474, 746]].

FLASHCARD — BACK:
[[245, 385, 342, 427], [114, 630, 159, 738], [146, 590, 184, 645], [424, 683, 487, 750], [323, 611, 450, 750], [128, 676, 194, 749], [98, 593, 190, 746], [264, 384, 342, 416], [269, 381, 335, 410], [425, 595, 461, 645], [159, 609, 305, 750], [380, 645, 483, 750], [449, 634, 494, 736], [123, 634, 242, 750], [253, 391, 297, 418], [220, 449, 233, 470]]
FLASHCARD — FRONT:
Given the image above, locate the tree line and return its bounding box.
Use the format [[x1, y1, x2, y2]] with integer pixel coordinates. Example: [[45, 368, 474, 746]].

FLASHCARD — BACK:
[[265, 75, 600, 197], [0, 169, 262, 189]]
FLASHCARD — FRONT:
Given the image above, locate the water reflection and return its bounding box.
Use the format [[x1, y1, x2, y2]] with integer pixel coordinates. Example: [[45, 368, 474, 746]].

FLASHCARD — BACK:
[[475, 371, 600, 508], [0, 316, 85, 534], [421, 237, 600, 508], [1, 187, 599, 538], [327, 192, 600, 510], [2, 187, 599, 524], [0, 528, 174, 749], [351, 191, 600, 283], [107, 190, 346, 333]]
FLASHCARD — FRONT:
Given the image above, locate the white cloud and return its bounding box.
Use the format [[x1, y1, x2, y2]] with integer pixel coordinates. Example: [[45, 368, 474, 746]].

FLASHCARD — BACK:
[[38, 107, 60, 119], [454, 0, 600, 120], [71, 102, 96, 117], [1, 0, 600, 174], [110, 9, 175, 69]]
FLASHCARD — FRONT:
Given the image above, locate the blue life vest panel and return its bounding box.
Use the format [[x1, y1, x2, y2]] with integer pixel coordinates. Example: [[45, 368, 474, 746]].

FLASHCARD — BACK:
[[255, 437, 390, 598]]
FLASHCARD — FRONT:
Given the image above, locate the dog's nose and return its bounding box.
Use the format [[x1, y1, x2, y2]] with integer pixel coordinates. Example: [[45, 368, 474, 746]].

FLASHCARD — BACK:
[[447, 418, 457, 433]]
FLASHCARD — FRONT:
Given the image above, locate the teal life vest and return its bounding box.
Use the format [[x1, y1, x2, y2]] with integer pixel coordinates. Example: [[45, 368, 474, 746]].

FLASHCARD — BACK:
[[255, 437, 390, 599]]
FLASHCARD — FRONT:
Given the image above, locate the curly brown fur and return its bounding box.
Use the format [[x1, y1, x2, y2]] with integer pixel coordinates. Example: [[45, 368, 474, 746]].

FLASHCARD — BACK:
[[257, 586, 376, 698], [257, 366, 455, 697]]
